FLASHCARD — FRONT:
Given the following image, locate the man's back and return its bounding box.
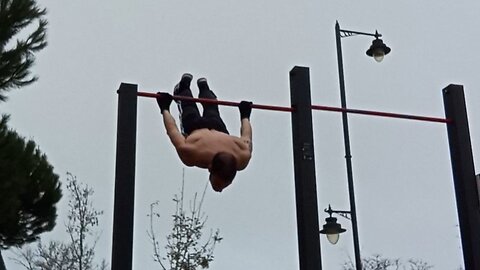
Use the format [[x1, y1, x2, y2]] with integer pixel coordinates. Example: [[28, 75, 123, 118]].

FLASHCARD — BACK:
[[178, 128, 251, 170]]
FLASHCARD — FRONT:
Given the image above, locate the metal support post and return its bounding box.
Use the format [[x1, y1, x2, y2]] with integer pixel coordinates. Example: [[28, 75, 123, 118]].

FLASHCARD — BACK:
[[111, 83, 138, 270], [336, 21, 362, 270], [477, 174, 480, 206], [289, 66, 322, 270], [443, 84, 480, 270]]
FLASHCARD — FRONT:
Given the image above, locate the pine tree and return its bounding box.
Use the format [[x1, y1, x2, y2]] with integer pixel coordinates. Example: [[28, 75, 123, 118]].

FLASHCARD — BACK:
[[0, 0, 47, 101], [0, 115, 61, 269], [0, 1, 56, 269]]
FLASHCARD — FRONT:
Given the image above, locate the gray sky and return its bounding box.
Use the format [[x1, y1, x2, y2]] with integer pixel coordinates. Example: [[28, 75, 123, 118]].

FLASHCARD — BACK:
[[3, 0, 480, 269]]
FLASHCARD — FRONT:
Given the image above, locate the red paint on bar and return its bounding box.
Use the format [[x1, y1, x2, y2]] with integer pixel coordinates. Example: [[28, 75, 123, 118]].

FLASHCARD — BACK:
[[137, 91, 293, 112], [311, 105, 452, 124], [137, 91, 451, 124]]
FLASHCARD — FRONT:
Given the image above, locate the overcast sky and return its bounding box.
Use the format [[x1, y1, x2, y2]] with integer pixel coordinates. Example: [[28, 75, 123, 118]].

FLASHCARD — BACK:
[[3, 0, 480, 269]]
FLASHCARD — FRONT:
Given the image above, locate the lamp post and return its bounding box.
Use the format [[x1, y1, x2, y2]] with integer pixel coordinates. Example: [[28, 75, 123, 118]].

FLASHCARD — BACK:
[[333, 21, 391, 270]]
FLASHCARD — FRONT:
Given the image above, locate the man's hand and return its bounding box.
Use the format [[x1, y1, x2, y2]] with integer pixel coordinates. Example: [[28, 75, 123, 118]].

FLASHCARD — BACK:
[[156, 92, 173, 114], [239, 101, 253, 120]]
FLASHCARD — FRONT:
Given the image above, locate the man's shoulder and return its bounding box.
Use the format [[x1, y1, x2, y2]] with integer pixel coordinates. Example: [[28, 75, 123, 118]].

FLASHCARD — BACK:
[[176, 144, 210, 168]]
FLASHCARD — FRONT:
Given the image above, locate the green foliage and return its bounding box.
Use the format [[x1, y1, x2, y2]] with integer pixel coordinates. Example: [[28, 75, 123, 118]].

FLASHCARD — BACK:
[[0, 0, 47, 101], [0, 114, 61, 249], [12, 173, 106, 270], [148, 178, 222, 270]]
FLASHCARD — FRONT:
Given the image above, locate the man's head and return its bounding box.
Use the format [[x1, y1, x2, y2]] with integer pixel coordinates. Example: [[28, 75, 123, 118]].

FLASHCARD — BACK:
[[209, 152, 237, 192]]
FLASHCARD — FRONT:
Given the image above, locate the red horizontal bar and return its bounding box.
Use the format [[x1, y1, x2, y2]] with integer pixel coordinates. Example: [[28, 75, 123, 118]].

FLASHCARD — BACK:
[[312, 105, 451, 124], [137, 91, 451, 124], [137, 91, 293, 112]]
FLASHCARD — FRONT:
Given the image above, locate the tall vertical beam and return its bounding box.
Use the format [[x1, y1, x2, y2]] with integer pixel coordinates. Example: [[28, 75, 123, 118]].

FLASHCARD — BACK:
[[111, 83, 138, 270], [335, 21, 362, 270], [290, 66, 322, 270], [477, 174, 480, 206], [443, 84, 480, 270]]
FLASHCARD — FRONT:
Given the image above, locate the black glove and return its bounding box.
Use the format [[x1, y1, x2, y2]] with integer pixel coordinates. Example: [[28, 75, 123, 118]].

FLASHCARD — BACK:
[[239, 101, 253, 120], [156, 92, 173, 114]]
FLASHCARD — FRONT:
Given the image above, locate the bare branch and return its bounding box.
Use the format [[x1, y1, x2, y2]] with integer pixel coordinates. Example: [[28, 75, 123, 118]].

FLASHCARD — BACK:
[[11, 173, 105, 270], [148, 170, 222, 269]]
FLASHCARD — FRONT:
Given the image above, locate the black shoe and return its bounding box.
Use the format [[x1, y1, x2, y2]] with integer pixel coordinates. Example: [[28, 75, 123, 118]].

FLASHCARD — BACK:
[[174, 73, 193, 96], [174, 73, 192, 136], [197, 78, 217, 99], [197, 78, 209, 92]]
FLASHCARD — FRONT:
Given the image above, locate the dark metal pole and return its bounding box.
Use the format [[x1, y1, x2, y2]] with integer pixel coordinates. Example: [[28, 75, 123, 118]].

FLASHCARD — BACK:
[[0, 250, 6, 270], [111, 83, 138, 270], [477, 174, 480, 206], [443, 84, 480, 270], [290, 66, 322, 270], [335, 21, 362, 270]]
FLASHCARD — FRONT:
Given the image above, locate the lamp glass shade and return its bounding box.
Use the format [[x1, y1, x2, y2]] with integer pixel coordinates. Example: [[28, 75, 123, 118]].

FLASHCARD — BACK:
[[319, 216, 346, 245], [373, 49, 385, 62], [327, 233, 340, 245]]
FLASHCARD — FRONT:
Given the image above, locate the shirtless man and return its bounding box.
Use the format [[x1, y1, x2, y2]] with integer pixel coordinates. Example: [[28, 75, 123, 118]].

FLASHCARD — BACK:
[[156, 73, 253, 192]]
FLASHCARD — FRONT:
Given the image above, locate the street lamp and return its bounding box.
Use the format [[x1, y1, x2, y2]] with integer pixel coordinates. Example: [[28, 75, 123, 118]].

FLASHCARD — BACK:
[[366, 31, 391, 62], [333, 21, 391, 270], [319, 205, 348, 245]]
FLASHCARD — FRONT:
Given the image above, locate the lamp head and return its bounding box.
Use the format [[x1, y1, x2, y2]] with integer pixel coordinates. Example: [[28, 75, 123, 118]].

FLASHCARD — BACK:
[[319, 216, 346, 244], [366, 37, 391, 62]]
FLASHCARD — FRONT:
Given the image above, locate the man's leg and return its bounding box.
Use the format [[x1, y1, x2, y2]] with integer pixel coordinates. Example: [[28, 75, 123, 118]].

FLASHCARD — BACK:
[[197, 78, 229, 134], [174, 73, 200, 135]]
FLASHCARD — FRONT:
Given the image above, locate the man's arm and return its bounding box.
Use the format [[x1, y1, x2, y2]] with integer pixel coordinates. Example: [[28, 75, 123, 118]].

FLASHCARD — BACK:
[[162, 110, 187, 149], [156, 92, 186, 149], [238, 101, 253, 153], [240, 118, 252, 153], [157, 92, 197, 166]]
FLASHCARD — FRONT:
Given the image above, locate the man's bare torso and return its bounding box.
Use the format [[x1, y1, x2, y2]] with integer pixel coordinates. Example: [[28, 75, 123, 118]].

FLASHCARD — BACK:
[[176, 129, 251, 170]]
